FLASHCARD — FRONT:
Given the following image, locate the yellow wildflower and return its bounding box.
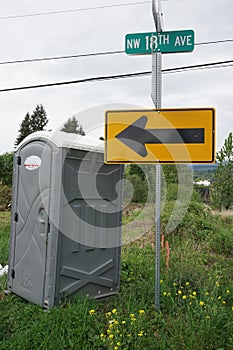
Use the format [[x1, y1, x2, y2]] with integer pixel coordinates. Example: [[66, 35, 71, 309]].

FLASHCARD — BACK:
[[122, 320, 126, 324], [185, 282, 190, 286], [199, 301, 205, 306], [109, 334, 114, 339], [182, 295, 187, 300], [139, 309, 145, 315], [178, 290, 182, 295], [138, 331, 144, 337], [226, 290, 230, 294], [163, 292, 167, 296], [89, 309, 95, 315], [192, 291, 197, 296], [112, 308, 117, 314]]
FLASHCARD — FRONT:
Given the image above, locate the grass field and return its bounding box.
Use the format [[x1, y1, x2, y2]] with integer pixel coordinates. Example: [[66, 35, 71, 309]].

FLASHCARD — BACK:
[[0, 199, 233, 350]]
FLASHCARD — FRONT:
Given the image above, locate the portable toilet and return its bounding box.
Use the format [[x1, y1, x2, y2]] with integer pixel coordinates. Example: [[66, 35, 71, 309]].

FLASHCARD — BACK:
[[8, 130, 124, 308]]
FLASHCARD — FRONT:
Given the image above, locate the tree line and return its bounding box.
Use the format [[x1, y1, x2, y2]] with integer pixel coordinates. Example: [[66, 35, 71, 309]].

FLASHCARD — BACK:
[[0, 103, 232, 212], [0, 104, 85, 209], [123, 133, 233, 211], [15, 104, 85, 146]]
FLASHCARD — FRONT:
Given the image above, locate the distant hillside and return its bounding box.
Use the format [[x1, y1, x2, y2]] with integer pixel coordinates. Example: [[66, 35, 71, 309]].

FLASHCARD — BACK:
[[191, 164, 218, 171]]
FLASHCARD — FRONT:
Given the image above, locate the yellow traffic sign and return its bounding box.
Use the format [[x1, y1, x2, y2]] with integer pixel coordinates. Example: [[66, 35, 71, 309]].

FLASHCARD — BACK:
[[105, 108, 216, 164]]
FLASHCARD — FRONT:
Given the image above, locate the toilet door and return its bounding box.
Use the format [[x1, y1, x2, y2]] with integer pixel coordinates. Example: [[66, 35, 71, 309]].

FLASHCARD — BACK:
[[10, 141, 52, 306]]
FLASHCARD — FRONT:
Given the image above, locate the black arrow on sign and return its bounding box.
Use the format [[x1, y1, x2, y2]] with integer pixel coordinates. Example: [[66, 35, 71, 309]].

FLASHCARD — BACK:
[[115, 116, 205, 157]]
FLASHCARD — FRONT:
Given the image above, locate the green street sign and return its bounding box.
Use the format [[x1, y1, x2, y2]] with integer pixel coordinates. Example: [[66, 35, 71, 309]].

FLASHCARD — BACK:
[[125, 30, 194, 55]]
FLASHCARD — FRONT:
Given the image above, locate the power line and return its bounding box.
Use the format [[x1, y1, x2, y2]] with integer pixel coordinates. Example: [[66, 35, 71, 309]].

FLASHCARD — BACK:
[[0, 59, 232, 93], [0, 50, 125, 66], [0, 39, 232, 66], [163, 60, 233, 74], [195, 39, 233, 46], [0, 1, 154, 20]]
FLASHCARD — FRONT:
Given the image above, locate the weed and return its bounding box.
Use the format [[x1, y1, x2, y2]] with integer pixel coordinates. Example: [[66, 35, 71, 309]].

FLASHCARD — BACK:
[[0, 200, 233, 349]]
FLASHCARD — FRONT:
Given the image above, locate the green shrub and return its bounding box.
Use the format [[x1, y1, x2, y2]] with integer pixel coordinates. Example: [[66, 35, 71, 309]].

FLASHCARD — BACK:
[[209, 228, 233, 256], [1, 184, 233, 350], [0, 184, 11, 211], [0, 212, 10, 266], [124, 174, 148, 203], [0, 153, 13, 186], [164, 183, 178, 201]]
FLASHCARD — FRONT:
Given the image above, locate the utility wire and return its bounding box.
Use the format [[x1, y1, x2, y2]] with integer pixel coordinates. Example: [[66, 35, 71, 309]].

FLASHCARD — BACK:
[[162, 60, 233, 74], [0, 1, 155, 20], [195, 39, 233, 46], [0, 39, 232, 66], [0, 59, 232, 93], [0, 50, 125, 66]]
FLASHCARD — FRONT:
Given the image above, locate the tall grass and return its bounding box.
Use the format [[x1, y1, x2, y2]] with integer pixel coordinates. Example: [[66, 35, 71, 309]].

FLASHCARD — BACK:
[[0, 212, 10, 266], [0, 200, 233, 349]]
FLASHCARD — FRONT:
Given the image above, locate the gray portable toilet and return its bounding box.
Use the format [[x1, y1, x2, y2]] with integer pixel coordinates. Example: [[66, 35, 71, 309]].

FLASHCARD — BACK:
[[8, 130, 124, 308]]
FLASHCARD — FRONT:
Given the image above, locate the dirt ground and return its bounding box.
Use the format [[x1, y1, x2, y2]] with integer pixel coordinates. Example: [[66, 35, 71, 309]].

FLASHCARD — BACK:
[[209, 208, 233, 217]]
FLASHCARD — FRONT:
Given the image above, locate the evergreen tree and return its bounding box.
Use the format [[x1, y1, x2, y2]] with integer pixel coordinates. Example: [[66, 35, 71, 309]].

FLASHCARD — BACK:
[[30, 104, 48, 132], [61, 116, 85, 135], [14, 112, 31, 146], [211, 132, 233, 210], [15, 104, 48, 146], [78, 124, 85, 136]]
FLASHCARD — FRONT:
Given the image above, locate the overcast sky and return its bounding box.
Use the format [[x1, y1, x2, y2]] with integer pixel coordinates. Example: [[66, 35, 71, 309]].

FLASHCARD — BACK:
[[0, 0, 232, 154]]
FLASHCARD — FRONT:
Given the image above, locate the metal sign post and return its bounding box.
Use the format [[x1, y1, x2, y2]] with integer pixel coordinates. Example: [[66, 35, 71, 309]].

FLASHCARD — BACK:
[[106, 0, 198, 313], [152, 0, 162, 311]]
